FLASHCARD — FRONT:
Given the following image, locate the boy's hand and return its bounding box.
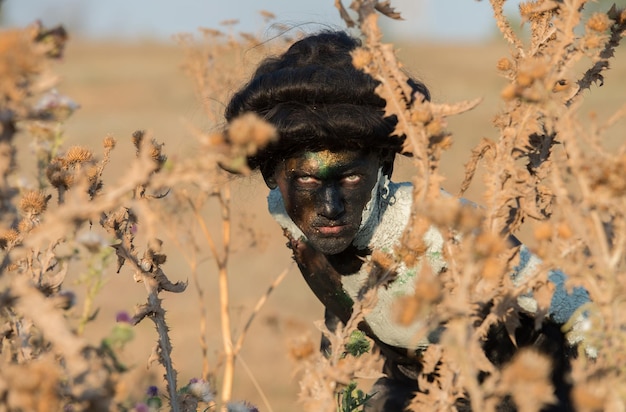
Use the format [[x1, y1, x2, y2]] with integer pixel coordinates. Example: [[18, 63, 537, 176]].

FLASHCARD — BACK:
[[284, 229, 360, 324]]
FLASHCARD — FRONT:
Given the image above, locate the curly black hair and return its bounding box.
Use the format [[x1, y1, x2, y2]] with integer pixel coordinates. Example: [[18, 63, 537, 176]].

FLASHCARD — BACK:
[[225, 30, 430, 176]]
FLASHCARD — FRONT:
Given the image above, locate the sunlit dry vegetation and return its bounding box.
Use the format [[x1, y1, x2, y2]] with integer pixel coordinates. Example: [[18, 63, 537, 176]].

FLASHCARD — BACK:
[[0, 1, 625, 411]]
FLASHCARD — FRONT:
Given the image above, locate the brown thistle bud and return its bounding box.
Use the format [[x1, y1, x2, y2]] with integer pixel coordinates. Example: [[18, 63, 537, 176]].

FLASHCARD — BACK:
[[287, 335, 315, 361], [410, 107, 433, 124], [583, 34, 603, 49], [533, 222, 552, 241], [557, 222, 573, 239], [528, 62, 547, 80], [496, 57, 513, 71], [518, 2, 535, 18], [586, 12, 611, 32], [0, 229, 20, 249], [227, 112, 277, 153], [517, 71, 534, 87], [46, 159, 72, 189], [19, 191, 50, 216], [65, 146, 93, 164], [474, 232, 505, 257], [103, 136, 117, 149], [501, 83, 518, 101], [132, 130, 145, 150], [86, 165, 100, 183]]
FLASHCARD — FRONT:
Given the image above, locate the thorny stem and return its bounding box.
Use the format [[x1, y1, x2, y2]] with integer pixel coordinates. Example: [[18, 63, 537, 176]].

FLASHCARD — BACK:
[[489, 0, 525, 58], [144, 281, 180, 411]]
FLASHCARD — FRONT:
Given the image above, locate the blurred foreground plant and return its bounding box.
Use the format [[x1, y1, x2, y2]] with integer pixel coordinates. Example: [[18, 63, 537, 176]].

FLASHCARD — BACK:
[[330, 0, 626, 411], [0, 19, 285, 412]]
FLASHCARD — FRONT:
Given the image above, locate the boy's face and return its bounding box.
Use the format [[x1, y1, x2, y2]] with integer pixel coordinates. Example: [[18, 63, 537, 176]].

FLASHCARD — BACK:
[[269, 149, 381, 255]]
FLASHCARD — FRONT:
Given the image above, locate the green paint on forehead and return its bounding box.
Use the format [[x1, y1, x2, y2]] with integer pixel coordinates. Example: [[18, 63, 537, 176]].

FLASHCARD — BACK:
[[304, 150, 349, 179]]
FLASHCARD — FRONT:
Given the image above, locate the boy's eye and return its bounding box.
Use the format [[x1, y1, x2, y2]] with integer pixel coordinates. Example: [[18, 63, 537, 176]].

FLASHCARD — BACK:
[[343, 175, 361, 184], [296, 176, 319, 184]]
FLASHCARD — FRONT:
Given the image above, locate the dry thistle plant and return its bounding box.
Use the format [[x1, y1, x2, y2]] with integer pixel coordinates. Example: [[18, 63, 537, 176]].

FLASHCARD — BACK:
[[329, 0, 626, 411], [0, 19, 286, 412]]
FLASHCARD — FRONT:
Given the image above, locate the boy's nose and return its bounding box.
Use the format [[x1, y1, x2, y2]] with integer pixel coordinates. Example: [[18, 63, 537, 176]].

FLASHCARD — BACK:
[[318, 185, 344, 219]]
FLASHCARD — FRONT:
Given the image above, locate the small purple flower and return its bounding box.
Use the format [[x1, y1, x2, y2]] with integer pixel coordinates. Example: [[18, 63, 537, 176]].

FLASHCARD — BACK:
[[146, 385, 159, 397], [134, 402, 149, 412], [116, 311, 132, 324]]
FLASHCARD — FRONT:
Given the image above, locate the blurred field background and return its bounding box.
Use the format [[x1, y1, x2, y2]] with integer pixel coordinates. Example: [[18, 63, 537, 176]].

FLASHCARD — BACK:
[[9, 26, 625, 410]]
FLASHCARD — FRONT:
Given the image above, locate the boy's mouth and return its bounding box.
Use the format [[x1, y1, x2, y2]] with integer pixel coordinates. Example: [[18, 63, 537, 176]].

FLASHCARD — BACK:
[[316, 225, 348, 236]]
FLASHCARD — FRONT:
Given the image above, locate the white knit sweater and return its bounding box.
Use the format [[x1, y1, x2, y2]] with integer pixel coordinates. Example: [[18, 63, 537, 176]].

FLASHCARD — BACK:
[[268, 174, 590, 351]]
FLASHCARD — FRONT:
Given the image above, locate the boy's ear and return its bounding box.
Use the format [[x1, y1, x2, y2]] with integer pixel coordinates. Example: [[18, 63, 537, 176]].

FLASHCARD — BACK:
[[261, 165, 277, 189], [380, 150, 395, 177]]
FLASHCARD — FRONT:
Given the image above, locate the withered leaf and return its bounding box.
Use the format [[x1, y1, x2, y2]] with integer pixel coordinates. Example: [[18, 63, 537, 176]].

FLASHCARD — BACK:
[[429, 97, 483, 118], [335, 0, 356, 27], [375, 1, 403, 20]]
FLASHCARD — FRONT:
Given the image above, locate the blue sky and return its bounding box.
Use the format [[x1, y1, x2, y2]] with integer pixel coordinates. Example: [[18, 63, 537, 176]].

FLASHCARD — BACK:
[[3, 0, 523, 42]]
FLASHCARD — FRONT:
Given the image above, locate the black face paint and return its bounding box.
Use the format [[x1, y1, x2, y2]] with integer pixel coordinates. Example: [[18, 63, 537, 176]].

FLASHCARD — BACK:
[[272, 150, 381, 255]]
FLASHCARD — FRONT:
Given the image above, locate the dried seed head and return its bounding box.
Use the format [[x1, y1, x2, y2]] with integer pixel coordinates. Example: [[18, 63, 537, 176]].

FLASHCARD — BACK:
[[583, 34, 604, 49], [227, 112, 277, 153], [86, 165, 100, 183], [502, 349, 556, 410], [425, 117, 445, 136], [19, 190, 50, 215], [518, 1, 535, 18], [0, 229, 20, 249], [474, 232, 505, 257], [287, 335, 315, 361], [528, 62, 547, 80], [46, 160, 73, 189], [586, 12, 611, 32], [132, 130, 145, 150], [187, 379, 214, 403], [482, 256, 506, 281], [557, 222, 573, 239], [501, 83, 518, 101], [517, 72, 534, 87], [572, 383, 607, 411], [103, 136, 117, 149], [149, 140, 167, 166], [410, 107, 433, 124], [65, 146, 93, 164], [533, 222, 552, 241], [496, 57, 513, 71]]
